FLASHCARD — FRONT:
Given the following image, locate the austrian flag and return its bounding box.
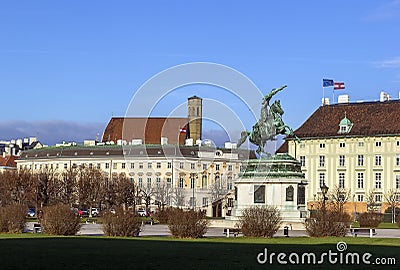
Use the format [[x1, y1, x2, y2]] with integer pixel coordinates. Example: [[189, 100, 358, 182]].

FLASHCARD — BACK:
[[179, 126, 187, 133], [334, 82, 345, 90]]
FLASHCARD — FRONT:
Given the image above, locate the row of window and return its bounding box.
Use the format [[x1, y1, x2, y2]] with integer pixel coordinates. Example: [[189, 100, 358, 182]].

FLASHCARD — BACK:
[[22, 161, 236, 171], [134, 175, 234, 190], [300, 154, 400, 167], [314, 140, 400, 149], [318, 172, 400, 190]]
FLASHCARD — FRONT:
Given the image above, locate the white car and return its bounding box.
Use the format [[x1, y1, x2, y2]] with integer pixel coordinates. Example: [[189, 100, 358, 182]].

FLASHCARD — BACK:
[[137, 210, 146, 216], [91, 208, 99, 217]]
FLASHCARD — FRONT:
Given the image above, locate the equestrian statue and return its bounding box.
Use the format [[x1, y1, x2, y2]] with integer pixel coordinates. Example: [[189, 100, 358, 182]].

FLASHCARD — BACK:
[[237, 85, 300, 157]]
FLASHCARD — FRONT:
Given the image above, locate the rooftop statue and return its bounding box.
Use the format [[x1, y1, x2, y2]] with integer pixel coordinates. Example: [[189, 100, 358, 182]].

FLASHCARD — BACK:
[[237, 85, 300, 157]]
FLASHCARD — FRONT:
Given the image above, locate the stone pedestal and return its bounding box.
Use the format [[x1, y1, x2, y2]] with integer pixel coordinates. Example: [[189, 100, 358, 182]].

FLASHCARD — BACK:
[[230, 153, 308, 224]]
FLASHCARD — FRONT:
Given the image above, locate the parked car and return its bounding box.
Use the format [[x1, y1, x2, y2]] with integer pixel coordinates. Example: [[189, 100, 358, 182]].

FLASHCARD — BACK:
[[137, 210, 146, 216], [78, 209, 89, 217], [91, 208, 99, 217], [27, 208, 35, 217]]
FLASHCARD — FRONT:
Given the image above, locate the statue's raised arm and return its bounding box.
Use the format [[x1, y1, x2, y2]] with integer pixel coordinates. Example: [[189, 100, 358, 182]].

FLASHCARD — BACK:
[[262, 85, 287, 107]]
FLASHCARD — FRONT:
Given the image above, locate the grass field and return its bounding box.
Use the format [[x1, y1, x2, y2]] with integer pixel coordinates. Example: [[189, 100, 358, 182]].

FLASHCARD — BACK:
[[0, 234, 399, 269]]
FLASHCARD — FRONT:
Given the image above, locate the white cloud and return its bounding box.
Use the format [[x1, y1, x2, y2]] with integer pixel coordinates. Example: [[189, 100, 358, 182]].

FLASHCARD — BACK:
[[374, 57, 400, 68]]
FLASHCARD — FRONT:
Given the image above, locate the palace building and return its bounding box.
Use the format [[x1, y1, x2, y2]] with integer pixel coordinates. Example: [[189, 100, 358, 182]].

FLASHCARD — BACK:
[[279, 98, 400, 213]]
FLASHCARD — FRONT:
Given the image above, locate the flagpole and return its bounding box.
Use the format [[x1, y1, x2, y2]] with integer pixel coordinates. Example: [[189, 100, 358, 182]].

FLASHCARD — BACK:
[[322, 80, 325, 106]]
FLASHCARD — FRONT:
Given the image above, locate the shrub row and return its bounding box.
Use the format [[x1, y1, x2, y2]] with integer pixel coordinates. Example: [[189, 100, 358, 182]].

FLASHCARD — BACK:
[[238, 206, 281, 238], [40, 204, 81, 235]]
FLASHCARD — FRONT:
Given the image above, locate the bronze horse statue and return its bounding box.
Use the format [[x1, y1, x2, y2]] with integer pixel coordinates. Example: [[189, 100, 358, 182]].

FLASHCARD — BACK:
[[237, 85, 300, 156]]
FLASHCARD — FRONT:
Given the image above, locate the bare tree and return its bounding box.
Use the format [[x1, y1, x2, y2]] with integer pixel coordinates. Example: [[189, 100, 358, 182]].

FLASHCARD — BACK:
[[139, 186, 153, 212], [153, 182, 173, 210], [35, 168, 60, 208], [328, 185, 351, 214], [209, 177, 228, 204], [77, 167, 105, 216], [114, 173, 138, 211], [173, 187, 186, 207], [60, 168, 78, 207], [384, 188, 400, 223], [366, 189, 380, 212]]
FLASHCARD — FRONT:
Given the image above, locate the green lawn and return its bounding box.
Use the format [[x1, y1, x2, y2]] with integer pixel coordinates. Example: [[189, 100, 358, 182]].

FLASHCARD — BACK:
[[0, 235, 399, 269]]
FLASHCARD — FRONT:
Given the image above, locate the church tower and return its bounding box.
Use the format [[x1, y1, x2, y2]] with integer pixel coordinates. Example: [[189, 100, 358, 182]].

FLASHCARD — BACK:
[[187, 96, 202, 143]]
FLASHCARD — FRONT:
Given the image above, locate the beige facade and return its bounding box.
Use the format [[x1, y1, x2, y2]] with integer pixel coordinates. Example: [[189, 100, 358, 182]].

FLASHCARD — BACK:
[[287, 136, 400, 209], [17, 145, 252, 215], [282, 100, 400, 213]]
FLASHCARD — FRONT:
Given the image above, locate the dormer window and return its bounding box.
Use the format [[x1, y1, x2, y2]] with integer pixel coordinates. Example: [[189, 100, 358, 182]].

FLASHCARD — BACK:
[[338, 112, 353, 134]]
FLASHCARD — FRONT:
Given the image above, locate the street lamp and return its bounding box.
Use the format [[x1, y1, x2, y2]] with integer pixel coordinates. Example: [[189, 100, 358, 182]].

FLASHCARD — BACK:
[[320, 183, 329, 212]]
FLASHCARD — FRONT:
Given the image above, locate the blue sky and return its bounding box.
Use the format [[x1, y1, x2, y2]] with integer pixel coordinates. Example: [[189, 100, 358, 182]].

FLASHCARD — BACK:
[[1, 1, 399, 145]]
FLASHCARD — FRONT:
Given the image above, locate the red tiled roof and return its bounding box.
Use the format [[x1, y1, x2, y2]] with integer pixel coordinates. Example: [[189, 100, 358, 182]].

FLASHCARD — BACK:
[[0, 155, 17, 167], [293, 100, 400, 138], [102, 117, 189, 145]]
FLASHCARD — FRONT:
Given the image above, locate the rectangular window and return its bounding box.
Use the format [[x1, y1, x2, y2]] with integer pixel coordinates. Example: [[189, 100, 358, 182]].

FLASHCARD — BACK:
[[97, 163, 101, 169], [203, 197, 209, 207], [64, 163, 68, 169], [189, 197, 196, 207], [190, 163, 195, 170], [157, 162, 161, 169], [396, 154, 400, 166], [375, 155, 382, 166], [203, 164, 207, 170], [167, 162, 172, 169], [375, 194, 382, 202], [339, 172, 345, 188], [358, 141, 364, 147], [357, 194, 364, 202], [227, 176, 233, 190], [179, 162, 184, 169], [254, 185, 266, 203], [138, 178, 143, 188], [190, 177, 195, 189], [113, 163, 117, 169], [357, 155, 364, 166], [88, 163, 92, 169], [147, 178, 152, 189], [319, 156, 325, 167], [179, 177, 184, 188], [396, 175, 400, 189], [156, 177, 161, 187], [339, 142, 345, 148], [105, 163, 110, 169], [215, 164, 220, 170], [320, 143, 325, 148], [397, 141, 400, 147], [202, 175, 207, 188], [147, 162, 152, 169], [357, 172, 364, 189], [122, 163, 126, 169], [339, 155, 345, 166], [130, 163, 134, 169], [376, 141, 382, 147], [375, 173, 382, 189], [227, 198, 234, 207], [319, 173, 325, 187], [139, 163, 143, 169], [228, 165, 233, 171], [166, 177, 172, 188], [299, 156, 305, 167]]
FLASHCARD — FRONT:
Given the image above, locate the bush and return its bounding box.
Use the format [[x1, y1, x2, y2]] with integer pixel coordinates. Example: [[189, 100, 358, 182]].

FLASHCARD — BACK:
[[0, 205, 26, 233], [238, 206, 281, 238], [40, 204, 81, 235], [397, 215, 400, 228], [102, 208, 142, 237], [358, 212, 384, 228], [167, 208, 209, 238], [154, 207, 174, 224], [304, 210, 351, 237]]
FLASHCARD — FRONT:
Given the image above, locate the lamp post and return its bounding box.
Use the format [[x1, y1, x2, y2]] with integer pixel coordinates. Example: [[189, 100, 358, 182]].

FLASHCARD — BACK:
[[320, 183, 329, 213]]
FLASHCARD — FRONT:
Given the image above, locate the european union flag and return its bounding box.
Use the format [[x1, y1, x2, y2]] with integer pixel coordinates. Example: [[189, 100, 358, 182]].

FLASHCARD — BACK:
[[323, 79, 334, 87]]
